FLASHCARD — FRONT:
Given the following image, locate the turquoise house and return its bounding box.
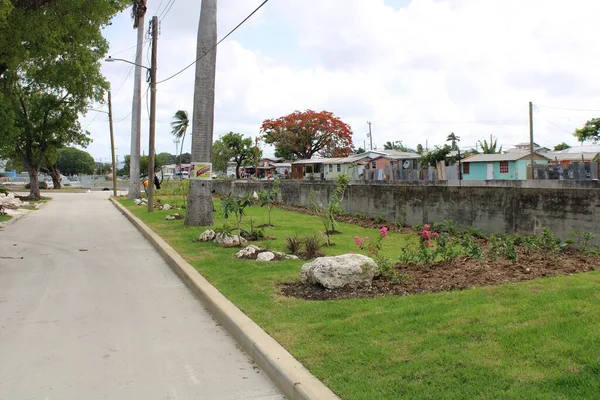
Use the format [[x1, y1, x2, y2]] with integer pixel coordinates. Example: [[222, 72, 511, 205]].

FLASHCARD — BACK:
[[461, 152, 549, 180]]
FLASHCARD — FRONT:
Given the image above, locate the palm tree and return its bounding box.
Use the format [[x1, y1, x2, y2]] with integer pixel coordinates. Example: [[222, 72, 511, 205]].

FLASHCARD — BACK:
[[127, 0, 147, 200], [171, 110, 189, 178], [185, 0, 217, 226], [446, 132, 460, 151]]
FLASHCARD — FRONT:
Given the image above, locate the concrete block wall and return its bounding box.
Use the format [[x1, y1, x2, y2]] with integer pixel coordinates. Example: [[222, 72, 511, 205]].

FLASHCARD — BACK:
[[211, 180, 600, 241]]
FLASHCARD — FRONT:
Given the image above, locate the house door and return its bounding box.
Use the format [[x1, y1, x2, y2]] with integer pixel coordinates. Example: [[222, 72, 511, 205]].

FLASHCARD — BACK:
[[487, 163, 494, 180]]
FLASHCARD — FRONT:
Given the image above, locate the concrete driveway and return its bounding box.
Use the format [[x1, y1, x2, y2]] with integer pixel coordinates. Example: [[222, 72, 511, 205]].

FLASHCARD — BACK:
[[0, 192, 284, 400]]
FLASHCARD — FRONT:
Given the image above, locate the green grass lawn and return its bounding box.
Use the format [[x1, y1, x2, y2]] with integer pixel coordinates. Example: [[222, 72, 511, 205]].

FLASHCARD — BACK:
[[121, 197, 600, 400], [0, 214, 12, 222]]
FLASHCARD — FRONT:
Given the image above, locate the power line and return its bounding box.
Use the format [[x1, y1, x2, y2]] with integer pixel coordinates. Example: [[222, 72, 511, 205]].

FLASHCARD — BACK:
[[114, 87, 150, 124], [537, 104, 600, 113], [157, 0, 270, 84], [159, 0, 177, 20]]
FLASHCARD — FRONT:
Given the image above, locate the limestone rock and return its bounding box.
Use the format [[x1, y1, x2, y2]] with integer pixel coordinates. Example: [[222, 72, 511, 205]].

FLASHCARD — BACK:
[[198, 230, 216, 242], [300, 254, 377, 289], [165, 213, 182, 221], [235, 245, 261, 259], [286, 254, 300, 260], [215, 234, 247, 247], [256, 252, 276, 262], [162, 204, 172, 211]]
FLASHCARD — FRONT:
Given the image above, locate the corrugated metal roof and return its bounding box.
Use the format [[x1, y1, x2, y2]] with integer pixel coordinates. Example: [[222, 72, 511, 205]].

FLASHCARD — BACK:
[[462, 152, 550, 163], [547, 152, 599, 162]]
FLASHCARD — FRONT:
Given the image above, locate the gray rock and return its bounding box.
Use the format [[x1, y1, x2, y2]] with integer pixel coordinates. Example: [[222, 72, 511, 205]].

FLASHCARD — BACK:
[[286, 254, 300, 260], [165, 213, 182, 221], [198, 230, 216, 242], [256, 252, 276, 262], [300, 254, 377, 289], [162, 204, 172, 211]]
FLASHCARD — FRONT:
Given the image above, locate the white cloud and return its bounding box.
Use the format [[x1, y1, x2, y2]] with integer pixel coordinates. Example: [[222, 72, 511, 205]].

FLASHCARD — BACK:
[[80, 0, 600, 161]]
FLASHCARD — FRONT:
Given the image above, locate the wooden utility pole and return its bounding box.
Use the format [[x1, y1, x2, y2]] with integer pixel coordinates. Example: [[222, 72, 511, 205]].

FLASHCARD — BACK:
[[367, 121, 373, 151], [147, 15, 159, 212], [108, 90, 117, 197], [529, 101, 535, 179]]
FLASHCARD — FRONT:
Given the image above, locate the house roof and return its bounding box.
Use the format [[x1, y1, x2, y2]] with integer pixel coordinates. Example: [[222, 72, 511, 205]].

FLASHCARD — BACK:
[[547, 152, 599, 162], [462, 152, 550, 163], [375, 150, 420, 160], [554, 145, 600, 154], [292, 153, 373, 165], [271, 163, 292, 167]]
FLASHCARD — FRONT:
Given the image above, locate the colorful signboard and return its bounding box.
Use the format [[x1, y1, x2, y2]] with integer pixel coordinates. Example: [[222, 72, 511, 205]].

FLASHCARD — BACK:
[[190, 163, 212, 180]]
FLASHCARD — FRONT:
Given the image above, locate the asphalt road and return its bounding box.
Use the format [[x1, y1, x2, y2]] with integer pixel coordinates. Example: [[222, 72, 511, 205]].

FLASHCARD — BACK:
[[0, 193, 284, 400]]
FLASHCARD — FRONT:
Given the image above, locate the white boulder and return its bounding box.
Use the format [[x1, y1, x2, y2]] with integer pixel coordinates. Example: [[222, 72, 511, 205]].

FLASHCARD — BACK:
[[256, 252, 276, 262], [300, 254, 378, 289], [215, 234, 247, 247], [162, 204, 172, 211], [235, 245, 261, 259], [198, 230, 216, 242]]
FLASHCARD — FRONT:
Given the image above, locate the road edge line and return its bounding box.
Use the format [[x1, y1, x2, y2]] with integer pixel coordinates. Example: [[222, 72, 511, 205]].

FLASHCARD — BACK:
[[110, 197, 340, 400]]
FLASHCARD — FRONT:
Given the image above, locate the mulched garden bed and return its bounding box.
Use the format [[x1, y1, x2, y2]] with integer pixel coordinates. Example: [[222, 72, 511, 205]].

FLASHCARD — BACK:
[[281, 250, 600, 300]]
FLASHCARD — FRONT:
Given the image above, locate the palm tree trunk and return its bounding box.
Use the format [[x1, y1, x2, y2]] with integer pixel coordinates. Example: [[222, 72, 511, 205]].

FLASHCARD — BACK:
[[179, 133, 185, 180], [185, 0, 217, 226], [127, 14, 145, 200]]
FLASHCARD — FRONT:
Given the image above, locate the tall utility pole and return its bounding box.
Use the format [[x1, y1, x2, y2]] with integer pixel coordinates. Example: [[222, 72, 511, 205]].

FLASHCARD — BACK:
[[367, 121, 373, 151], [147, 15, 159, 212], [127, 9, 146, 200], [108, 91, 117, 197], [529, 101, 535, 179]]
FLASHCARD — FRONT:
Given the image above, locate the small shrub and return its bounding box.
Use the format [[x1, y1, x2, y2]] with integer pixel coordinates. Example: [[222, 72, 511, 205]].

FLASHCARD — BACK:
[[303, 234, 325, 259], [487, 234, 518, 262], [395, 208, 408, 228], [374, 215, 386, 224], [0, 185, 8, 195], [463, 226, 488, 239], [536, 228, 564, 254], [240, 218, 265, 241], [569, 230, 597, 255], [398, 243, 418, 265], [215, 224, 235, 239], [459, 235, 483, 259], [284, 234, 303, 256], [432, 220, 458, 236]]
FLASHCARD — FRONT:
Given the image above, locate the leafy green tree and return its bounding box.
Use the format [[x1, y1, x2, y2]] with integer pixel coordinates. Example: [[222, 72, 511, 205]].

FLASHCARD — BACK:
[[553, 142, 571, 151], [478, 139, 503, 154], [212, 137, 233, 174], [355, 147, 366, 154], [179, 152, 192, 164], [155, 152, 175, 168], [419, 145, 452, 168], [170, 110, 189, 170], [0, 0, 128, 199], [416, 144, 424, 155], [57, 148, 95, 175], [257, 180, 280, 226], [221, 132, 256, 179], [574, 118, 600, 143]]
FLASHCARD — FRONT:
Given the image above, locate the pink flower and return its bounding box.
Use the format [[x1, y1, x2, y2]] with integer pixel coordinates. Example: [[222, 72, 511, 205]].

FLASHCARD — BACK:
[[422, 230, 430, 239], [424, 224, 431, 230], [432, 232, 440, 238], [426, 240, 434, 248], [379, 227, 388, 237], [354, 236, 364, 246], [369, 248, 375, 254], [349, 251, 355, 254]]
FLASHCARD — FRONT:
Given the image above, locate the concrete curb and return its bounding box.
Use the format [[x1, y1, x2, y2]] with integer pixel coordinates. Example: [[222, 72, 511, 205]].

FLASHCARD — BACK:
[[110, 197, 340, 400]]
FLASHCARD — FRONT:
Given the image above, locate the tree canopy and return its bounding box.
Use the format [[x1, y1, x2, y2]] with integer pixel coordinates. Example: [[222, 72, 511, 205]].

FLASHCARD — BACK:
[[383, 141, 412, 152], [218, 132, 258, 179], [211, 137, 232, 174], [261, 110, 353, 160], [553, 142, 571, 151], [574, 118, 600, 143], [56, 148, 95, 175], [478, 139, 503, 154], [0, 0, 129, 199]]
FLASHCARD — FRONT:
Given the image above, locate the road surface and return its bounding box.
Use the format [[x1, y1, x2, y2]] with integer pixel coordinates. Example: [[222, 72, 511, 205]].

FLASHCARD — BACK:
[[0, 193, 284, 400]]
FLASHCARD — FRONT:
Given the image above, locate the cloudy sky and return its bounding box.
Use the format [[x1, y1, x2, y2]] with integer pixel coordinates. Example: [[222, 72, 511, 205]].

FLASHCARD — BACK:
[[80, 0, 600, 162]]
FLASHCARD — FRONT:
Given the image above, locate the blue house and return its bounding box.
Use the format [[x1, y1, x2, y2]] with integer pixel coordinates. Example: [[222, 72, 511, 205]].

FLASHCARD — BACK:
[[461, 152, 549, 180]]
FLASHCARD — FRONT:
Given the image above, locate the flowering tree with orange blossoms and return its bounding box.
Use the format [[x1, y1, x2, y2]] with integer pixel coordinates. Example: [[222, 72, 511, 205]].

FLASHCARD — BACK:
[[260, 110, 354, 160]]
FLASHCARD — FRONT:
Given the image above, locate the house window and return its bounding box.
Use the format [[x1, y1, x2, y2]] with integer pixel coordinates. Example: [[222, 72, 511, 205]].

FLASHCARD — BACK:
[[371, 161, 377, 169], [499, 161, 509, 174], [336, 164, 341, 172], [463, 162, 470, 174], [329, 164, 332, 172]]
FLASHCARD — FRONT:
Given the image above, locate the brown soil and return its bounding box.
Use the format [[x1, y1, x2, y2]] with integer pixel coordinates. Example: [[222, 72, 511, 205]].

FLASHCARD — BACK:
[[280, 250, 600, 300]]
